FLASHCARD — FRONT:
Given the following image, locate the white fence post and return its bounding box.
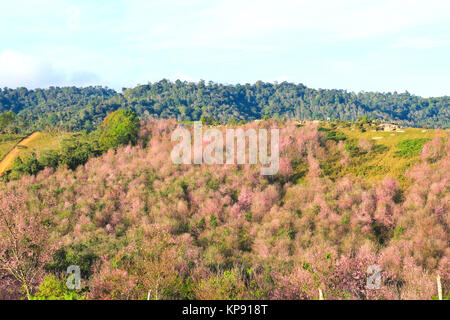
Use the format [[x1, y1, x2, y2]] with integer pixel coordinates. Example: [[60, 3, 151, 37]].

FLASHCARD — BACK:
[[437, 275, 442, 301]]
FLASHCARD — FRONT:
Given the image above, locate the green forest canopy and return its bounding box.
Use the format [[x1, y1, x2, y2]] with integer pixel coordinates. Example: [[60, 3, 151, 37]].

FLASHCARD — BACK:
[[0, 80, 448, 132]]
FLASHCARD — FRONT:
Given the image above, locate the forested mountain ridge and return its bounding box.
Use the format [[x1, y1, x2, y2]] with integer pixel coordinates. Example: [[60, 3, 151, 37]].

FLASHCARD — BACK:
[[0, 80, 448, 131], [0, 86, 117, 132]]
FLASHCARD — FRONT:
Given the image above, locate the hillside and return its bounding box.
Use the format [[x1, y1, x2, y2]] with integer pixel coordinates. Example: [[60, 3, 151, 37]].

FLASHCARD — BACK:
[[0, 120, 442, 183], [0, 81, 448, 132], [0, 134, 26, 161], [0, 118, 448, 300], [330, 126, 442, 184], [0, 132, 41, 176], [0, 132, 73, 176]]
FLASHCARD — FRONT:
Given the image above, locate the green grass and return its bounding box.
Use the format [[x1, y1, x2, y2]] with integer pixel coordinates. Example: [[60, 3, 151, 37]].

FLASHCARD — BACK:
[[318, 127, 347, 142], [328, 126, 445, 184], [14, 132, 74, 159], [394, 138, 430, 158], [0, 134, 26, 160], [0, 132, 74, 172]]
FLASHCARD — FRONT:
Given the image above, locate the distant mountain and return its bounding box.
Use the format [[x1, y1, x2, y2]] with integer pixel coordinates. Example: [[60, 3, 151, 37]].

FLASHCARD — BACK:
[[0, 80, 448, 131]]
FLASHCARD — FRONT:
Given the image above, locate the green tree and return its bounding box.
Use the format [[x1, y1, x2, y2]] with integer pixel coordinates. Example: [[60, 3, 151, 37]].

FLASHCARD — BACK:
[[200, 115, 217, 126], [0, 111, 16, 133], [31, 275, 86, 300], [98, 110, 140, 151], [60, 138, 98, 170]]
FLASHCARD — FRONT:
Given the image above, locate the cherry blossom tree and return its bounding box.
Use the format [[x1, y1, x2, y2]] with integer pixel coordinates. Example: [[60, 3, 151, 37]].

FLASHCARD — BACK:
[[0, 193, 56, 299]]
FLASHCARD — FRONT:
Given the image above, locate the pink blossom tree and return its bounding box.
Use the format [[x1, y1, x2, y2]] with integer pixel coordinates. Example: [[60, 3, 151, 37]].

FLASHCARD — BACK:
[[0, 192, 56, 299]]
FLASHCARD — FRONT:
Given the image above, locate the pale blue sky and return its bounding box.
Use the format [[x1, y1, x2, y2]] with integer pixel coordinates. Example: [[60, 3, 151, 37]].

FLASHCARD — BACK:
[[0, 0, 449, 97]]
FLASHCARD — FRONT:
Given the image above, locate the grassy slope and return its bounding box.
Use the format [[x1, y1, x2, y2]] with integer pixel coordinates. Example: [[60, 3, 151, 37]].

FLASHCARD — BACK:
[[14, 132, 73, 158], [337, 127, 442, 184], [0, 134, 26, 161], [0, 132, 73, 175], [0, 133, 43, 176]]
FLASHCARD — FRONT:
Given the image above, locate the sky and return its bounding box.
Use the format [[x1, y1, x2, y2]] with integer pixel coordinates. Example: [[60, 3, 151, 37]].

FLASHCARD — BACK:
[[0, 0, 449, 97]]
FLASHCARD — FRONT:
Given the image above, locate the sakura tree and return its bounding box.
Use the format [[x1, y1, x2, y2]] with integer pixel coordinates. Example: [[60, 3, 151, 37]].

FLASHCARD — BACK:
[[0, 192, 56, 299]]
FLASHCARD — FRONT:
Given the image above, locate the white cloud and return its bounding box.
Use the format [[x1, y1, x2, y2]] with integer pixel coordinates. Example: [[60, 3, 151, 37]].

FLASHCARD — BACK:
[[0, 50, 63, 88], [0, 50, 99, 88]]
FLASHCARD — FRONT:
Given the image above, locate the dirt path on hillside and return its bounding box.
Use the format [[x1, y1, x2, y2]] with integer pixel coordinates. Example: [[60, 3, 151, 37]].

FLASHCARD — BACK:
[[0, 132, 41, 176]]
